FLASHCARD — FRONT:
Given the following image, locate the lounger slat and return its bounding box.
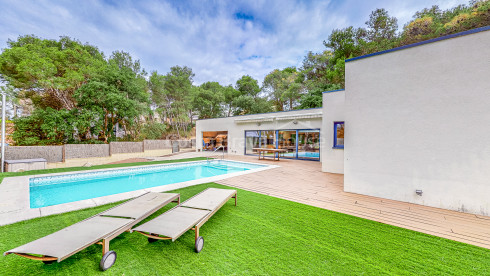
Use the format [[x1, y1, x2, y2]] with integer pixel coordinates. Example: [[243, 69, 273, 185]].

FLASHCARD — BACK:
[[100, 193, 178, 219], [133, 207, 210, 241], [181, 188, 236, 211], [5, 216, 132, 260]]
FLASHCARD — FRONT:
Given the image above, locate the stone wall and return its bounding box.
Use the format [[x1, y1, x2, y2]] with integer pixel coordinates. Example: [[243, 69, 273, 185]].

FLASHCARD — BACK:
[[5, 146, 63, 163], [65, 144, 110, 159], [110, 142, 144, 154], [178, 140, 192, 148], [3, 139, 194, 163], [143, 139, 172, 150]]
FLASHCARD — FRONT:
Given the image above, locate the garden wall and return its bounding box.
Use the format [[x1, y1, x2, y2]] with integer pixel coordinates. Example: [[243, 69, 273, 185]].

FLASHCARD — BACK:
[[178, 140, 192, 148], [5, 146, 63, 163], [3, 139, 194, 164], [65, 144, 110, 159], [143, 139, 172, 150], [110, 142, 144, 154]]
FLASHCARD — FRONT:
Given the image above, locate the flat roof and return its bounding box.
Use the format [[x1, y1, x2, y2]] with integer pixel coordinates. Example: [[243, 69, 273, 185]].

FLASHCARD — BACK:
[[322, 89, 345, 94], [196, 107, 322, 121], [346, 26, 490, 63]]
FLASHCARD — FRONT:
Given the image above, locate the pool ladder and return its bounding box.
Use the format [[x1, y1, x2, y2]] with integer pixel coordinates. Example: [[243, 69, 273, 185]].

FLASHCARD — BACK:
[[207, 146, 225, 162]]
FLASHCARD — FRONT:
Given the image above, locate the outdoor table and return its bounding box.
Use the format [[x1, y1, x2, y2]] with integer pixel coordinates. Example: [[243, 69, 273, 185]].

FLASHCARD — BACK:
[[253, 148, 287, 161]]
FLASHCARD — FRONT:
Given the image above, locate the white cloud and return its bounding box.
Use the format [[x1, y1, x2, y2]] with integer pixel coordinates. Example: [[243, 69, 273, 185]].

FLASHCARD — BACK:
[[0, 0, 469, 86]]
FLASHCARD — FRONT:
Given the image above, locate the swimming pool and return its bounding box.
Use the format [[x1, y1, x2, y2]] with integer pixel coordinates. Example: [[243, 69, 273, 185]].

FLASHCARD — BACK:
[[30, 160, 265, 208]]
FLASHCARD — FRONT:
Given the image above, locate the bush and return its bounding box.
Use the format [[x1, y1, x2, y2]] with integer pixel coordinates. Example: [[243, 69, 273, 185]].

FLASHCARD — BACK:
[[138, 122, 167, 140], [12, 108, 75, 145]]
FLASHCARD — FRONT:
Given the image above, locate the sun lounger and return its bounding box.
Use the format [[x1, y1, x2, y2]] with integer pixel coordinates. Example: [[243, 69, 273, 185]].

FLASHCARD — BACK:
[[4, 192, 180, 271], [132, 188, 237, 253]]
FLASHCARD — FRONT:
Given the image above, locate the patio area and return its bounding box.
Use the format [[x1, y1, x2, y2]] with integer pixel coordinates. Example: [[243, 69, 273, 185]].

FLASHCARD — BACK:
[[203, 154, 490, 249], [0, 153, 489, 274]]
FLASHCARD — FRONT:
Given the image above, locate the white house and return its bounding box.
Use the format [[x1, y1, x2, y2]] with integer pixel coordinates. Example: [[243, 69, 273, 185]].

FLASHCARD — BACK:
[[196, 26, 490, 216], [196, 108, 323, 161]]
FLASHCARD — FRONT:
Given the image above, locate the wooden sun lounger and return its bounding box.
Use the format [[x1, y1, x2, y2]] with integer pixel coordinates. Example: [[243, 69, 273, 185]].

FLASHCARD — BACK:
[[132, 188, 237, 253], [4, 192, 180, 271]]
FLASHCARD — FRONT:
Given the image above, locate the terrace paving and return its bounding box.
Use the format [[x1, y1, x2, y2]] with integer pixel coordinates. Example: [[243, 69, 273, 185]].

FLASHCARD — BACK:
[[202, 154, 490, 250]]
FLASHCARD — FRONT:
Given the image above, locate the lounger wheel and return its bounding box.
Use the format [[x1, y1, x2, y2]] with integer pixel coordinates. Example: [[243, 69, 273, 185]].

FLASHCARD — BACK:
[[195, 236, 204, 253], [42, 260, 56, 265], [99, 250, 117, 271]]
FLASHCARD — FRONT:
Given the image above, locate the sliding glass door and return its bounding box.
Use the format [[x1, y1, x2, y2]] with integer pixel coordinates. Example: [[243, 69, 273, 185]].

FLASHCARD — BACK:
[[297, 130, 320, 160], [245, 129, 320, 161], [245, 131, 260, 154], [278, 130, 297, 158]]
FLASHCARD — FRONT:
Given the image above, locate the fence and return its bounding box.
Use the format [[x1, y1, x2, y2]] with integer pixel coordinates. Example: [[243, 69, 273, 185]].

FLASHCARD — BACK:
[[4, 139, 195, 163]]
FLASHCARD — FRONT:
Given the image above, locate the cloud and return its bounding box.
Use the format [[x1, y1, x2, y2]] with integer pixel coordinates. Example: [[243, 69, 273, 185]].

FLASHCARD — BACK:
[[0, 0, 468, 86]]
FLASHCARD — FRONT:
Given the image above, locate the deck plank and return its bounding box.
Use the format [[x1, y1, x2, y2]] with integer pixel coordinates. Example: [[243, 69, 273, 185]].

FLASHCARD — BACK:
[[217, 155, 490, 249]]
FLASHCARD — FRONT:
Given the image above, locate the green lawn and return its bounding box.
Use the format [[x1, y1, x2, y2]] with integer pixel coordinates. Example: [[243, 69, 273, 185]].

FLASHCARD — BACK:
[[0, 183, 489, 275], [0, 157, 207, 184]]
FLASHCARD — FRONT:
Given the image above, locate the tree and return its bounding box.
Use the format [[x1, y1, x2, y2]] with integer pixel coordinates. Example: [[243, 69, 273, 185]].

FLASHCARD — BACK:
[[160, 66, 195, 137], [0, 35, 105, 110], [232, 95, 273, 116], [365, 8, 398, 42], [413, 5, 442, 21], [402, 16, 436, 44], [232, 75, 273, 115], [191, 83, 224, 119], [222, 85, 239, 116], [300, 51, 333, 90], [324, 26, 366, 62], [298, 84, 341, 109], [263, 67, 304, 111], [12, 108, 75, 145], [138, 121, 166, 140], [75, 51, 149, 142], [149, 71, 170, 122], [401, 1, 490, 45], [236, 75, 261, 98]]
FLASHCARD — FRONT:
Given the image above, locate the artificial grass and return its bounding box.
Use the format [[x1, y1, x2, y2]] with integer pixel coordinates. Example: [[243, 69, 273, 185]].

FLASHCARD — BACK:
[[0, 183, 489, 275], [0, 157, 207, 184]]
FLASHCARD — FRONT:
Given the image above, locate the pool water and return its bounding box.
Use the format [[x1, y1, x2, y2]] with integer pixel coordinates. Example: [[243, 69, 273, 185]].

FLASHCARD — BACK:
[[283, 152, 320, 158], [30, 161, 264, 208]]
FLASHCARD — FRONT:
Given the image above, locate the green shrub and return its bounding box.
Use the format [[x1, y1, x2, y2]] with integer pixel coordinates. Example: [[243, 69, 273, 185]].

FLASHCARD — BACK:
[[138, 122, 167, 140]]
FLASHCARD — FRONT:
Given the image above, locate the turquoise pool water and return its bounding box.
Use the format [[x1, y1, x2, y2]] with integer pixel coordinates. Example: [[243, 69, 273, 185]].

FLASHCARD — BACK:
[[283, 152, 320, 158], [30, 161, 264, 208]]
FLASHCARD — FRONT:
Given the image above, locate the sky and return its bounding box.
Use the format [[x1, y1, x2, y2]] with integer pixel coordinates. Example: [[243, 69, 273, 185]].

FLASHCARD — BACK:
[[0, 0, 468, 86]]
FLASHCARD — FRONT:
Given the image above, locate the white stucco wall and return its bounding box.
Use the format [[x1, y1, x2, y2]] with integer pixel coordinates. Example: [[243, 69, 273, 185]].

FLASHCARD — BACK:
[[344, 30, 490, 215], [196, 109, 323, 158], [321, 91, 345, 174]]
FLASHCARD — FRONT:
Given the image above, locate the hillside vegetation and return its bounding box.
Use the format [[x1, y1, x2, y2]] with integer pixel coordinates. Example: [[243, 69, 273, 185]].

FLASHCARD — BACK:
[[0, 1, 488, 145]]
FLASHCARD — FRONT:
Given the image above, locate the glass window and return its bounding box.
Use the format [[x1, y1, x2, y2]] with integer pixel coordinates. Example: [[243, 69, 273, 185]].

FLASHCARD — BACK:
[[260, 131, 275, 148], [260, 130, 275, 156], [297, 130, 320, 160], [245, 131, 260, 154], [334, 122, 344, 148], [278, 130, 297, 158]]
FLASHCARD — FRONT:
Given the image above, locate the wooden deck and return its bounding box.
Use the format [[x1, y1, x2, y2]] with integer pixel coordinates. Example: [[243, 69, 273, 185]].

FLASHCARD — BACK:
[[218, 155, 490, 249]]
